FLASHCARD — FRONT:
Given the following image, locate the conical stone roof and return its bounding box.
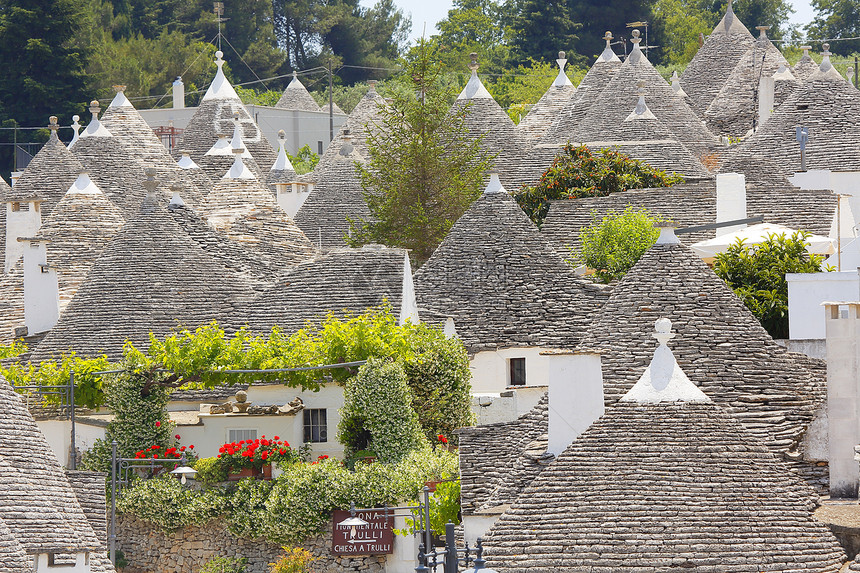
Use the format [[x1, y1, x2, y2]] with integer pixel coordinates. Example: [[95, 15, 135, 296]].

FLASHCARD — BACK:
[[294, 143, 371, 250], [542, 33, 623, 146], [198, 133, 264, 182], [680, 0, 756, 115], [232, 245, 410, 335], [174, 51, 276, 169], [574, 32, 718, 159], [575, 83, 710, 178], [275, 71, 321, 111], [731, 50, 860, 175], [30, 174, 256, 362], [70, 102, 151, 217], [517, 53, 576, 141], [0, 374, 102, 555], [704, 29, 791, 136], [450, 55, 534, 189], [577, 238, 826, 458], [794, 46, 819, 82], [482, 331, 845, 572], [101, 87, 207, 208], [413, 175, 608, 352], [3, 119, 83, 271], [313, 83, 386, 175], [34, 173, 126, 313], [198, 153, 278, 227], [266, 131, 299, 191]]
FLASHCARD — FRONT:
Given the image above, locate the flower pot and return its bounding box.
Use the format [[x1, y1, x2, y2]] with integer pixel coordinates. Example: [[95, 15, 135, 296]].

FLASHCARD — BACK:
[[227, 467, 257, 481], [424, 480, 440, 493], [261, 463, 273, 480]]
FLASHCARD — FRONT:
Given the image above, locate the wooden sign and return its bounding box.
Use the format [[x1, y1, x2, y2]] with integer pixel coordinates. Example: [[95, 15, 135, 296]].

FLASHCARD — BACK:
[[331, 509, 394, 555]]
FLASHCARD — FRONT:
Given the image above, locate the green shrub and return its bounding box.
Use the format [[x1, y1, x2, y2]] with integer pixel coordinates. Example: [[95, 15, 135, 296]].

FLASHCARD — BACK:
[[338, 358, 426, 463], [194, 456, 229, 485], [714, 231, 828, 338], [578, 207, 666, 283], [269, 547, 315, 573], [201, 556, 248, 573], [117, 449, 458, 543], [514, 144, 683, 227]]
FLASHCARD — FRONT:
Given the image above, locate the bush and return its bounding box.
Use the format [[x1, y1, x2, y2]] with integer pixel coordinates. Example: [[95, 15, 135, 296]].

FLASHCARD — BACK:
[[117, 449, 459, 544], [578, 207, 666, 283], [269, 547, 315, 573], [201, 556, 248, 573], [514, 144, 683, 227], [713, 231, 827, 338], [337, 358, 426, 463], [194, 456, 229, 485]]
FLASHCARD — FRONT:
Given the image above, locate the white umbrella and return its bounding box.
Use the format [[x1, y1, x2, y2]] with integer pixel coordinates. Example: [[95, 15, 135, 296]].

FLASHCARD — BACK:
[[689, 223, 835, 258]]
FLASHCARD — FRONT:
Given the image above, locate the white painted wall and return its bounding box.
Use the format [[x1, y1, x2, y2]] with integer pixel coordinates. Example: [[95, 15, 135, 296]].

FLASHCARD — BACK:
[[469, 347, 553, 394], [35, 551, 90, 572], [462, 513, 502, 546], [824, 302, 860, 498], [21, 240, 59, 335], [787, 271, 860, 340], [545, 351, 605, 457], [37, 419, 107, 467], [5, 200, 41, 273], [790, 170, 860, 230], [138, 106, 348, 156], [399, 254, 419, 326], [757, 76, 775, 126], [715, 173, 747, 236], [275, 183, 312, 218]]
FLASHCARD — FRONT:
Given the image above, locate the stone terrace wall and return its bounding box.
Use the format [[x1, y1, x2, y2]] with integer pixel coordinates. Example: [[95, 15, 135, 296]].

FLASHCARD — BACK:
[[117, 514, 386, 573]]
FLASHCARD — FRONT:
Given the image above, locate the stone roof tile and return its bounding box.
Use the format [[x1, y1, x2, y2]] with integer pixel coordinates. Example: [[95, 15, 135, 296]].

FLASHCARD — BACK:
[[275, 72, 322, 111]]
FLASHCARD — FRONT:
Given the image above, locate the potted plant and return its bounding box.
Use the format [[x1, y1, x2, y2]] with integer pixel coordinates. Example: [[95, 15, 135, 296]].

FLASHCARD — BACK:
[[217, 436, 299, 480]]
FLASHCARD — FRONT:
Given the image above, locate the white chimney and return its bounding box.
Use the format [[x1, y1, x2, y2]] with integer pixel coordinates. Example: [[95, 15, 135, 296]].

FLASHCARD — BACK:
[[543, 349, 605, 456], [823, 301, 860, 498], [758, 74, 775, 127], [715, 173, 747, 237], [5, 198, 42, 273], [18, 237, 59, 335], [173, 76, 185, 109]]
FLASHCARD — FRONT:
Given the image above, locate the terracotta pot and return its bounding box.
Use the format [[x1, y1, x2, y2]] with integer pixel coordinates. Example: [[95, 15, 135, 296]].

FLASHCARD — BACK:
[[424, 480, 440, 493], [227, 467, 257, 481], [261, 463, 273, 480]]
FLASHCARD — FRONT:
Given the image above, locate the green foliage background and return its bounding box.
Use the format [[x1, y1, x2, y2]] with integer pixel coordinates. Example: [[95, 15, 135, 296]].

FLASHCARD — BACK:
[[578, 207, 666, 283]]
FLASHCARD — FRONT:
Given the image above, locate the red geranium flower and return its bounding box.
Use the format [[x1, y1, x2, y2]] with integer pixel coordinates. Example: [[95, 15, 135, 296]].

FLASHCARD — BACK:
[[175, 435, 181, 440], [155, 421, 161, 427]]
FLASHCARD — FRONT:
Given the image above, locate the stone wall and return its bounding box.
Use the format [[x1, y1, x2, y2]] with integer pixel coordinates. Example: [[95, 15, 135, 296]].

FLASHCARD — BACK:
[[117, 514, 386, 573]]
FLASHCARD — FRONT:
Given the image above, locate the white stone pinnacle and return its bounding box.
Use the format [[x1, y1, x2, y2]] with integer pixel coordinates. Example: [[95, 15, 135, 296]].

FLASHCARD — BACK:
[[271, 130, 295, 172]]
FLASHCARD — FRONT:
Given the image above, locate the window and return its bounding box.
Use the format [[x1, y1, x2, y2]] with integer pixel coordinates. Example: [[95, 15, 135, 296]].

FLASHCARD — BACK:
[[509, 358, 526, 386], [304, 408, 327, 443], [317, 140, 324, 155], [228, 428, 257, 443]]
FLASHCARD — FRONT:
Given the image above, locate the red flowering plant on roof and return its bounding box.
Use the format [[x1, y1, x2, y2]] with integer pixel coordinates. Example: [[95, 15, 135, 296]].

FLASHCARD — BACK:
[[133, 433, 197, 466], [216, 435, 300, 471]]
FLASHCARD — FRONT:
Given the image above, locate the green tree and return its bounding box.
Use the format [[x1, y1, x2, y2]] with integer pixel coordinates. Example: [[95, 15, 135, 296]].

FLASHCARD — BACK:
[[714, 231, 826, 339], [509, 0, 582, 65], [566, 0, 652, 60], [577, 207, 665, 283], [514, 144, 684, 227], [485, 60, 580, 122], [434, 0, 513, 73], [807, 0, 860, 55], [350, 40, 494, 264], [650, 0, 718, 65]]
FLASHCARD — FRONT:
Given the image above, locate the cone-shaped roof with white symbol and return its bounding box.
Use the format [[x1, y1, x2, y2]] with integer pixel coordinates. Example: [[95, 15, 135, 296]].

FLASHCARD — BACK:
[[482, 317, 845, 573], [174, 51, 276, 168]]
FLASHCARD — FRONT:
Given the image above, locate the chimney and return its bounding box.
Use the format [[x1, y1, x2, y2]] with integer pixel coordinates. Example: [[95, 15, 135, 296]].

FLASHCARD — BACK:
[[715, 173, 747, 236], [5, 197, 43, 273], [758, 73, 775, 126], [543, 349, 605, 456], [173, 76, 185, 109], [824, 302, 860, 498], [17, 237, 59, 335], [655, 222, 681, 245]]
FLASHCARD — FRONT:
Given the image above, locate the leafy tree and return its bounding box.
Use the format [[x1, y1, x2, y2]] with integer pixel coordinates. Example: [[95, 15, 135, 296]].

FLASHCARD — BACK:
[[566, 0, 652, 60], [434, 0, 513, 73], [508, 0, 582, 65], [714, 231, 827, 339], [577, 207, 665, 283], [350, 40, 495, 264], [650, 0, 718, 65], [807, 0, 860, 55], [514, 144, 684, 227]]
